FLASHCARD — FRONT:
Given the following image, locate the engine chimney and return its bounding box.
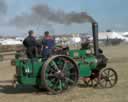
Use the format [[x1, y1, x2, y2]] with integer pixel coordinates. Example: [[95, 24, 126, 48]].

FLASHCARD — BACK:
[[92, 22, 99, 56]]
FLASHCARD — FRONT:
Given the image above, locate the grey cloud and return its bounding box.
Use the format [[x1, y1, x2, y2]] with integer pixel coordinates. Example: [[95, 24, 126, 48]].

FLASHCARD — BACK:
[[0, 0, 7, 15], [10, 4, 95, 28]]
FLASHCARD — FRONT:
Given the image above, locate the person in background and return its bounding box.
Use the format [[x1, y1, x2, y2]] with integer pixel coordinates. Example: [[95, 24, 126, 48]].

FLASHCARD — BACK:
[[42, 31, 55, 58], [23, 30, 37, 58]]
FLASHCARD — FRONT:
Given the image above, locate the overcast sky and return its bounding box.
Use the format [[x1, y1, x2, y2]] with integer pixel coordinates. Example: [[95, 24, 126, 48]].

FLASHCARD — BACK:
[[0, 0, 128, 36]]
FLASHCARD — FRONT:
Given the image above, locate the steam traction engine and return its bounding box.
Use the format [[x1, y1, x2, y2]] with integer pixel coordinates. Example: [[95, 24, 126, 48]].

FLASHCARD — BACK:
[[13, 22, 118, 94]]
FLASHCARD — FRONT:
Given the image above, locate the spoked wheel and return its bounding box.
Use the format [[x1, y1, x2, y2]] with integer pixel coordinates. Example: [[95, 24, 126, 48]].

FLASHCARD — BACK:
[[98, 68, 118, 88], [41, 55, 79, 94]]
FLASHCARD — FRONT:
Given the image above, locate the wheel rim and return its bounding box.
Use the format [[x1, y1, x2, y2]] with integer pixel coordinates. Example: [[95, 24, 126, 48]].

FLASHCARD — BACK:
[[98, 68, 118, 88], [42, 55, 79, 94]]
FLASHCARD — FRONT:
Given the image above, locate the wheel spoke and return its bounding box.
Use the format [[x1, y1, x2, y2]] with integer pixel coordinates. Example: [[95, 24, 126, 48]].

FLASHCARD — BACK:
[[47, 65, 56, 73], [50, 78, 56, 83], [107, 70, 111, 76], [108, 80, 113, 87], [62, 62, 67, 71], [47, 73, 56, 78], [63, 79, 68, 89], [51, 61, 59, 71], [64, 70, 75, 76], [104, 71, 108, 76], [56, 58, 64, 69], [65, 77, 74, 84], [52, 79, 59, 90], [69, 64, 74, 69], [46, 78, 56, 88], [109, 74, 115, 77], [110, 78, 116, 81], [59, 80, 62, 90]]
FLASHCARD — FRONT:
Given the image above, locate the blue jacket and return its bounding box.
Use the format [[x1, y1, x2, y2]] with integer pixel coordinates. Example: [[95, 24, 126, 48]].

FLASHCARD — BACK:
[[42, 36, 55, 49]]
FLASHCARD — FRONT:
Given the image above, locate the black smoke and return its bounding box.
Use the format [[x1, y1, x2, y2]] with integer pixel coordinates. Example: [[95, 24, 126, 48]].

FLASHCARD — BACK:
[[10, 4, 95, 28]]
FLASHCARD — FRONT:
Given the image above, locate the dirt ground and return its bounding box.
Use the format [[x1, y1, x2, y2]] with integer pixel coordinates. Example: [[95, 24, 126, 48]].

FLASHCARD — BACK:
[[0, 44, 128, 102]]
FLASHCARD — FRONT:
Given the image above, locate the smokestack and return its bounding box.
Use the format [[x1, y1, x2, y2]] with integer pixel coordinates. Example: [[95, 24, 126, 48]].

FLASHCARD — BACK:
[[92, 22, 99, 56]]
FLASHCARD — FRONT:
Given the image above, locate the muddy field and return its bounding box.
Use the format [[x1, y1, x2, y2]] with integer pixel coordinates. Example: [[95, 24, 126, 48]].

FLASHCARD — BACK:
[[0, 44, 128, 102]]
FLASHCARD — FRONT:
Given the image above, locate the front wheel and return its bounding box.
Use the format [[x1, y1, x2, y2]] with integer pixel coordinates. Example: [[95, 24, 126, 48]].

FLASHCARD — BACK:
[[98, 68, 118, 88]]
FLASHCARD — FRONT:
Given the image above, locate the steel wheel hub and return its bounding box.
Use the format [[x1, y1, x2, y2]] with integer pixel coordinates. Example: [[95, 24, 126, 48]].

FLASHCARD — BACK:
[[55, 70, 65, 79]]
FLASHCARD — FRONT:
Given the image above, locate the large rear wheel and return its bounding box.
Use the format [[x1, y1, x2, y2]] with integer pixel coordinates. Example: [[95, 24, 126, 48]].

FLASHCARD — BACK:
[[41, 55, 79, 94]]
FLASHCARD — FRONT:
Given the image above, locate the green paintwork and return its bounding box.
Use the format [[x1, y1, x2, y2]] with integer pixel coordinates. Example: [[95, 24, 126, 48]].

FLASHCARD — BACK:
[[69, 50, 97, 77], [16, 58, 44, 85], [15, 49, 97, 85]]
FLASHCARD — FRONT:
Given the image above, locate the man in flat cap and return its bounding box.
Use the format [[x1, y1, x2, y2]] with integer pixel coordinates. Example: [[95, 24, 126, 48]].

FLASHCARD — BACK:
[[23, 30, 37, 58]]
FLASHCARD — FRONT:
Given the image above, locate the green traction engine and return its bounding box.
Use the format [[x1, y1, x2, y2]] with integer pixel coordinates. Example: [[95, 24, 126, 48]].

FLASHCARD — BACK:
[[13, 23, 118, 94]]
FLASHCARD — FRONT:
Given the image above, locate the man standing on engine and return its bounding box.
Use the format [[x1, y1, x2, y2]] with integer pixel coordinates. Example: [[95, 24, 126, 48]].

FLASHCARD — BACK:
[[42, 31, 55, 58], [23, 30, 37, 58]]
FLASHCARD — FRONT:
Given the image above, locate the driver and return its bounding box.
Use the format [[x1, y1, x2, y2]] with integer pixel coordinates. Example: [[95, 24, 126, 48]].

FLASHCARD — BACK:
[[23, 30, 37, 58], [42, 31, 55, 58]]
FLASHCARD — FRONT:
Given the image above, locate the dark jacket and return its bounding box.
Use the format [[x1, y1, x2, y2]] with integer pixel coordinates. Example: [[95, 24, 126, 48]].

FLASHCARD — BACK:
[[23, 36, 37, 58], [23, 36, 37, 48]]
